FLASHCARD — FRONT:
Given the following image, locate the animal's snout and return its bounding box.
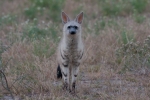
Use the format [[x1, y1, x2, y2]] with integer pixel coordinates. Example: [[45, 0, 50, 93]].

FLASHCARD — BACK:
[[69, 28, 76, 35], [70, 31, 76, 35]]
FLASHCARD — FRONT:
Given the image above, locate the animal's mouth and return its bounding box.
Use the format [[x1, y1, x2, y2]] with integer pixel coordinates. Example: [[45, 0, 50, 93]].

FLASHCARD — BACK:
[[68, 34, 77, 38]]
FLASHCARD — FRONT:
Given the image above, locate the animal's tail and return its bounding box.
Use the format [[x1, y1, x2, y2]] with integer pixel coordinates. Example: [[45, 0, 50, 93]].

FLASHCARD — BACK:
[[57, 64, 62, 79]]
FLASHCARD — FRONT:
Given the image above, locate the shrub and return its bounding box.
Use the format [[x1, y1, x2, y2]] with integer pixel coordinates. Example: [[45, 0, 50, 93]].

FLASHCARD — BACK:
[[116, 35, 150, 73], [24, 0, 65, 22], [98, 0, 148, 16], [0, 15, 16, 26], [22, 22, 59, 42]]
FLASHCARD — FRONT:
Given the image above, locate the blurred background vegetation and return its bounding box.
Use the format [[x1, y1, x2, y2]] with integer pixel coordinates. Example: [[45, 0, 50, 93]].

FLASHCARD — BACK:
[[0, 0, 150, 99]]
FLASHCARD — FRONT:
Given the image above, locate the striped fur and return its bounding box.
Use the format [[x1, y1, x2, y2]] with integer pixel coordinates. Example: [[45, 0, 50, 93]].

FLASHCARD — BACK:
[[57, 12, 84, 93]]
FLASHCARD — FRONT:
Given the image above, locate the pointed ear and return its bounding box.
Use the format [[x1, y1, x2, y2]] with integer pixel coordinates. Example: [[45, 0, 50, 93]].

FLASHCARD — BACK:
[[61, 11, 70, 24], [75, 12, 84, 24]]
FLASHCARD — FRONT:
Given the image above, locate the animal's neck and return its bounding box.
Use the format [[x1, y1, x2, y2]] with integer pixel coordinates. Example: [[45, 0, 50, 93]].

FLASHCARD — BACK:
[[66, 36, 78, 49]]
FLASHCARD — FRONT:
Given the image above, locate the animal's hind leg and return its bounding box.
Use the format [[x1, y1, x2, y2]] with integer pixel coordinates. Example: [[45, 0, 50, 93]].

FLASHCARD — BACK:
[[57, 64, 62, 79], [71, 66, 79, 93]]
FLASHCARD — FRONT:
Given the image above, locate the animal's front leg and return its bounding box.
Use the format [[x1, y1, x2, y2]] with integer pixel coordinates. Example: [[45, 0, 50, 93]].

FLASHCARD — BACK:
[[71, 65, 79, 93], [61, 62, 69, 90]]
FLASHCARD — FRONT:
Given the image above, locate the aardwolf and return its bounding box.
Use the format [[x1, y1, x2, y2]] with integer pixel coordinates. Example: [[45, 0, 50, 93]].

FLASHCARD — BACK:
[[57, 11, 84, 93]]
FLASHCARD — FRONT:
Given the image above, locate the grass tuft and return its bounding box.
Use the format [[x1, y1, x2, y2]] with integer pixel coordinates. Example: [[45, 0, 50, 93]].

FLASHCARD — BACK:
[[98, 0, 148, 16], [24, 0, 65, 22], [116, 35, 150, 73], [0, 15, 16, 26]]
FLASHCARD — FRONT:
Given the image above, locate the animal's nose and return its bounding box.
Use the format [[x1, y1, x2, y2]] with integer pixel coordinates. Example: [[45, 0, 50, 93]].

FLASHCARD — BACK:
[[70, 31, 76, 35], [69, 28, 76, 35]]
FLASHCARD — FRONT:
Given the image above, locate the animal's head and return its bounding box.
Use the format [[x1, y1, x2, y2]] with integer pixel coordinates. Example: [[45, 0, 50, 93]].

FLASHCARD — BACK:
[[61, 11, 84, 37]]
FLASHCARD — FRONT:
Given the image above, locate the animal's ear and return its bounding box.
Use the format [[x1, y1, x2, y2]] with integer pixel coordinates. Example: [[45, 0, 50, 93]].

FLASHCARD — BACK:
[[75, 12, 84, 24], [61, 11, 70, 24]]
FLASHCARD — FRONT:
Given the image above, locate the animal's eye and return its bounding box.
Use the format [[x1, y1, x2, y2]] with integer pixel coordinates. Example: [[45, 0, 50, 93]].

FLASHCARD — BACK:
[[67, 26, 71, 29], [74, 26, 78, 29]]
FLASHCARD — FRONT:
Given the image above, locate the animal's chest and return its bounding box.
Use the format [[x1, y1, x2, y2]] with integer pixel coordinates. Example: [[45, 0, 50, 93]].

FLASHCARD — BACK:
[[65, 47, 79, 62], [63, 49, 80, 67], [61, 38, 82, 66]]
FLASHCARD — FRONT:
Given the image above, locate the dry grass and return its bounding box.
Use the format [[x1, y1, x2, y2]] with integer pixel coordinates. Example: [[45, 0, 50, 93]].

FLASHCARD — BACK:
[[0, 0, 27, 18], [0, 0, 150, 100]]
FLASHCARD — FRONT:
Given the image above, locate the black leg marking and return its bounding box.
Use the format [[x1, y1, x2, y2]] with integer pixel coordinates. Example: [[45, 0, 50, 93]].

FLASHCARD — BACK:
[[63, 82, 68, 90], [74, 75, 77, 77], [62, 63, 68, 67], [79, 52, 83, 59], [72, 82, 75, 89], [57, 65, 62, 79], [62, 72, 67, 77], [72, 82, 76, 94], [64, 54, 68, 58]]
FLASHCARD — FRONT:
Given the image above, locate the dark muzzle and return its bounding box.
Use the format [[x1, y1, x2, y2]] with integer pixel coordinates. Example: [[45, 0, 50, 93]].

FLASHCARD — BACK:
[[69, 27, 76, 35]]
